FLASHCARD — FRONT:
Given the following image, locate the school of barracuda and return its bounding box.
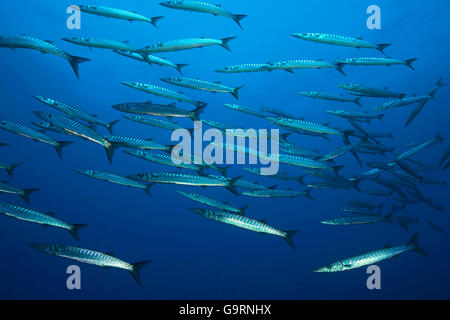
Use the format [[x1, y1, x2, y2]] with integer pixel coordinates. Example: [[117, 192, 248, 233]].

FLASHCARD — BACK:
[[0, 2, 448, 284]]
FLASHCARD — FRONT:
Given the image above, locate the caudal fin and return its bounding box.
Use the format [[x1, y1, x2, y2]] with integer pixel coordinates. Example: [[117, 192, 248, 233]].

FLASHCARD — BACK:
[[405, 58, 418, 71], [175, 64, 188, 75], [144, 184, 152, 197], [334, 63, 346, 76], [231, 85, 244, 100], [190, 104, 207, 121], [333, 165, 345, 174], [354, 96, 362, 107], [67, 54, 91, 78], [304, 188, 314, 200], [376, 43, 391, 55], [435, 131, 445, 143], [283, 230, 300, 250], [6, 162, 21, 178], [408, 232, 429, 256], [226, 175, 242, 196], [150, 16, 164, 28], [297, 175, 306, 186], [129, 260, 151, 285], [69, 224, 88, 241], [240, 204, 250, 215], [54, 141, 74, 160], [106, 119, 120, 134], [220, 37, 236, 52], [232, 14, 247, 29], [105, 146, 115, 164], [21, 188, 39, 205]]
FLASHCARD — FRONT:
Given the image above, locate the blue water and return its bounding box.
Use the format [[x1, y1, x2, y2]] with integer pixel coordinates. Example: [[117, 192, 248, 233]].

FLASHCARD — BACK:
[[0, 0, 449, 299]]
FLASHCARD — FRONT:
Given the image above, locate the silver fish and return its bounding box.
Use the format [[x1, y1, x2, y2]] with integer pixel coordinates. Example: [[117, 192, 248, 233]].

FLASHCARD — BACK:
[[79, 5, 163, 26]]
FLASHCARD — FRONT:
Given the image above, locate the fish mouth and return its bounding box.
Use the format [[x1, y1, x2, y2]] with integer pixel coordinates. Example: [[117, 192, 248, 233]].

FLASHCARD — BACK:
[[32, 110, 45, 118], [313, 267, 327, 273], [159, 2, 169, 7]]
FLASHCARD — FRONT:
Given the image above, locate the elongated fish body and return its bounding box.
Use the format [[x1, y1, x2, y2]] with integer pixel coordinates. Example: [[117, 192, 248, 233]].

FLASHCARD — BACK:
[[0, 201, 85, 239], [0, 119, 72, 159], [105, 135, 168, 151], [138, 37, 236, 54], [267, 59, 343, 74], [268, 117, 344, 136], [32, 121, 65, 134], [34, 96, 119, 134], [336, 83, 405, 99], [62, 37, 135, 51], [341, 207, 381, 216], [29, 244, 150, 284], [299, 91, 362, 106], [33, 112, 111, 149], [321, 214, 387, 226], [215, 63, 271, 73], [0, 162, 21, 178], [177, 191, 247, 214], [242, 168, 305, 184], [202, 119, 235, 130], [124, 115, 182, 130], [191, 208, 298, 249], [114, 51, 187, 74], [0, 181, 38, 204], [345, 201, 383, 211], [291, 33, 390, 54], [161, 77, 243, 99], [124, 150, 202, 172], [262, 107, 301, 120], [365, 189, 393, 197], [209, 175, 266, 190], [280, 142, 322, 158], [320, 141, 361, 162], [0, 35, 90, 77], [242, 188, 311, 199], [301, 168, 347, 183], [121, 82, 206, 107], [440, 146, 450, 167], [335, 57, 417, 70], [396, 133, 444, 161], [306, 180, 356, 190], [74, 169, 150, 196], [223, 104, 267, 118], [279, 153, 340, 172], [159, 1, 246, 28], [78, 5, 163, 26], [116, 101, 205, 121], [314, 233, 427, 272], [374, 95, 431, 111], [326, 110, 384, 121]]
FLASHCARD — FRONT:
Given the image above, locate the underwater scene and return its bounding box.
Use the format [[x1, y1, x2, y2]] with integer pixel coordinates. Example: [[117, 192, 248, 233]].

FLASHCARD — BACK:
[[0, 0, 449, 299]]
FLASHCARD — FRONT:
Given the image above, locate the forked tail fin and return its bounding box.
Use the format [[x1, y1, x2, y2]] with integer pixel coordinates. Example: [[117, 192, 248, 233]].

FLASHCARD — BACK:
[[67, 54, 91, 78], [175, 64, 188, 74], [54, 141, 74, 160], [232, 14, 247, 29], [6, 162, 21, 178], [376, 43, 391, 55], [405, 58, 418, 71], [69, 224, 88, 241], [106, 119, 120, 134], [21, 188, 40, 205], [220, 37, 236, 52], [283, 230, 300, 250], [231, 85, 244, 100], [226, 176, 242, 196], [129, 260, 151, 285], [408, 232, 429, 256], [150, 16, 164, 28]]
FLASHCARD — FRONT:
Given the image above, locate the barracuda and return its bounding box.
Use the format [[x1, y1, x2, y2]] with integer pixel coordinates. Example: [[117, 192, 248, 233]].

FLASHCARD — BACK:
[[319, 140, 362, 162], [0, 161, 21, 178], [335, 57, 418, 71], [215, 63, 272, 73], [0, 181, 38, 205], [261, 107, 301, 120], [326, 110, 385, 122], [396, 132, 444, 161], [306, 180, 359, 191], [268, 117, 345, 136], [298, 91, 362, 106], [121, 82, 207, 108], [279, 153, 343, 173], [128, 172, 241, 195], [159, 1, 246, 29], [374, 96, 432, 111], [74, 169, 151, 196], [242, 187, 312, 199], [345, 201, 383, 210], [0, 201, 86, 240], [266, 59, 345, 75], [336, 83, 406, 99], [190, 208, 299, 249], [113, 100, 206, 120], [440, 146, 450, 167], [321, 214, 389, 226], [314, 233, 428, 272], [364, 189, 393, 197], [32, 111, 114, 162], [242, 168, 306, 185], [78, 5, 163, 27], [137, 37, 236, 54], [0, 35, 90, 77], [161, 77, 244, 100], [177, 191, 248, 214], [0, 119, 73, 159], [124, 115, 182, 130], [34, 96, 119, 134], [62, 37, 136, 51], [223, 104, 267, 118], [291, 33, 391, 54], [29, 244, 150, 284], [209, 175, 267, 190], [105, 135, 168, 151], [113, 50, 188, 74], [124, 150, 202, 173], [32, 121, 65, 134]]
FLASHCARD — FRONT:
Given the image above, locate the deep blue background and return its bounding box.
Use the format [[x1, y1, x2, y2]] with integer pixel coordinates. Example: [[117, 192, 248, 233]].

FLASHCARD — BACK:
[[0, 0, 449, 299]]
